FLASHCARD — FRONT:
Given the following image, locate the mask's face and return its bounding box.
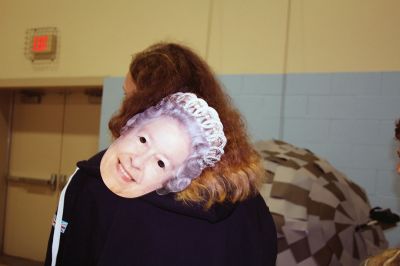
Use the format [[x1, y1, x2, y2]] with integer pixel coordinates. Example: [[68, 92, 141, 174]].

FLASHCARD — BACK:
[[100, 116, 191, 198]]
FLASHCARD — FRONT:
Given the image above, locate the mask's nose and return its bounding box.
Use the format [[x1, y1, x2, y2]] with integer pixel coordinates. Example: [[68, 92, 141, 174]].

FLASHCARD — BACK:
[[129, 151, 152, 182]]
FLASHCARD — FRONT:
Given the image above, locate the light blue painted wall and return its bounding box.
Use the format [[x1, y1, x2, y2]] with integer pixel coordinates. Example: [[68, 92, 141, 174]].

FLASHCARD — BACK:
[[280, 72, 400, 247], [99, 78, 124, 150], [100, 72, 400, 247]]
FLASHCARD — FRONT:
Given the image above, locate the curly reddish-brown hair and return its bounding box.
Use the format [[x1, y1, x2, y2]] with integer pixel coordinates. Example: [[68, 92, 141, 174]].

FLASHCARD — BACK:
[[109, 42, 264, 208]]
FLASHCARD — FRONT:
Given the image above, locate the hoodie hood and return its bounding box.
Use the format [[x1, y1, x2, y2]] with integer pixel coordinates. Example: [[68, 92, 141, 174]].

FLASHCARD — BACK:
[[76, 150, 236, 223]]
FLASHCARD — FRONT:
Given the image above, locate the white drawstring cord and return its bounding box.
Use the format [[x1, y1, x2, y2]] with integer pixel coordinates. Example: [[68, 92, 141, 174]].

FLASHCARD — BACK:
[[51, 168, 79, 266]]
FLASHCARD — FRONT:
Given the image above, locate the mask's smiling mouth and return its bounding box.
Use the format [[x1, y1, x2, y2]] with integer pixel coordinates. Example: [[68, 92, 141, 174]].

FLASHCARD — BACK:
[[117, 159, 136, 183]]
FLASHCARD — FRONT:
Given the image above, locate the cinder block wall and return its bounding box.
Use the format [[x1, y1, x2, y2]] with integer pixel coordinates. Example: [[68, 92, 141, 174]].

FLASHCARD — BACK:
[[219, 72, 400, 247]]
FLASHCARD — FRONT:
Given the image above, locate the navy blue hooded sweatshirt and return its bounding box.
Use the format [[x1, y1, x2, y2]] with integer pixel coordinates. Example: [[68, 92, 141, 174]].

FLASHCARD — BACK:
[[45, 150, 277, 266]]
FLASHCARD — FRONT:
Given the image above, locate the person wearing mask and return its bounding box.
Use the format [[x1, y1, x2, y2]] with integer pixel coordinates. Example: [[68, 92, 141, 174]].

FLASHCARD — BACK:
[[45, 43, 277, 266]]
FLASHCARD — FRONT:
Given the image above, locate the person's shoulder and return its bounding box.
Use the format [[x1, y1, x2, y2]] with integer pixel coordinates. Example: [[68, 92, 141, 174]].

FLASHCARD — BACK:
[[77, 150, 107, 168], [64, 149, 106, 195], [64, 150, 110, 204], [234, 193, 275, 224], [241, 193, 269, 209], [75, 149, 106, 176]]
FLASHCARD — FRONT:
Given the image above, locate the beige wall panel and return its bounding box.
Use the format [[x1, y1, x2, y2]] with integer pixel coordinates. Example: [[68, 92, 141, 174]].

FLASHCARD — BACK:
[[0, 0, 210, 79], [286, 0, 400, 73], [60, 91, 101, 176], [207, 0, 288, 74], [2, 0, 400, 76]]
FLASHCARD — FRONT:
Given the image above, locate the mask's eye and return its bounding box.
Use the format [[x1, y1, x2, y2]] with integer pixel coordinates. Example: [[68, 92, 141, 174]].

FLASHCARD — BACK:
[[139, 136, 146, 143], [157, 160, 165, 168]]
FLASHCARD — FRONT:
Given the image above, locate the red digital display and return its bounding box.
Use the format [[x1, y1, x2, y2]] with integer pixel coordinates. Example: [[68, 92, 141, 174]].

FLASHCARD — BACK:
[[32, 35, 49, 52]]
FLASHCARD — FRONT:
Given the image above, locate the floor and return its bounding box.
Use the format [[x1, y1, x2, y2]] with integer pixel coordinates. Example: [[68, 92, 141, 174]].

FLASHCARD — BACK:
[[0, 254, 42, 266]]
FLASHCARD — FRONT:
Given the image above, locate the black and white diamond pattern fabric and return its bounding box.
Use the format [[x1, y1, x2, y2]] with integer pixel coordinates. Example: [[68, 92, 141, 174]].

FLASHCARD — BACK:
[[256, 140, 388, 266]]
